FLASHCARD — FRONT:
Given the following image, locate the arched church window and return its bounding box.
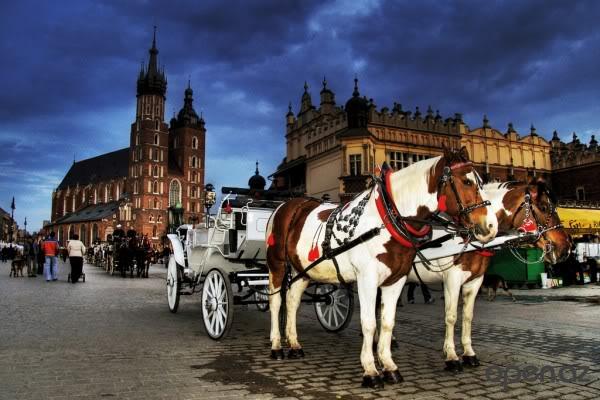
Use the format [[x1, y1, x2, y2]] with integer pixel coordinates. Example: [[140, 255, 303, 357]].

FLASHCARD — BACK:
[[169, 180, 181, 207], [149, 214, 154, 223], [154, 198, 158, 209], [155, 120, 159, 131], [153, 165, 159, 177], [191, 156, 197, 168], [152, 225, 157, 238], [192, 136, 198, 149], [152, 180, 158, 194]]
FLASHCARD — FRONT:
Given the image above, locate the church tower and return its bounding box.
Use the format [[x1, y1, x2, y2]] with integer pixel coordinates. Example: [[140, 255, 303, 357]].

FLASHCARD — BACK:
[[169, 81, 206, 223], [129, 27, 170, 236]]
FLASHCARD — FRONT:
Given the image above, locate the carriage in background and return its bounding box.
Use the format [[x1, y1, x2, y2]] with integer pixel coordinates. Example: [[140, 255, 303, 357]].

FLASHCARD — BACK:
[[166, 187, 354, 339]]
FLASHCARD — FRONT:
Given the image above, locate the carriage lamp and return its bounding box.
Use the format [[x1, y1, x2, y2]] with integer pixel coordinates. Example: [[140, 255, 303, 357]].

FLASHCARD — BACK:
[[204, 183, 216, 226]]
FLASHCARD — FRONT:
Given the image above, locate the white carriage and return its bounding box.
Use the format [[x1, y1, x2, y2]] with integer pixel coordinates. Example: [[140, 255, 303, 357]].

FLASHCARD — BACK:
[[166, 188, 354, 340]]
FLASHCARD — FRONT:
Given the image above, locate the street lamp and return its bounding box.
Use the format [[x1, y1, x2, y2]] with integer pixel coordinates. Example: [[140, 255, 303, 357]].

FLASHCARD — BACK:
[[204, 183, 216, 227], [24, 217, 27, 238], [9, 196, 15, 243]]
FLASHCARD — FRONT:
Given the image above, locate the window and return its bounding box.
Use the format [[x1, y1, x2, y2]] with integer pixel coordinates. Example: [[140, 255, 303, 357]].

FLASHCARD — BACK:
[[192, 136, 198, 149], [191, 186, 197, 198], [349, 154, 362, 176], [152, 181, 159, 194], [104, 185, 109, 203], [169, 180, 181, 207], [153, 198, 158, 209], [155, 121, 159, 131], [133, 181, 138, 194], [149, 214, 154, 223], [191, 156, 197, 168], [389, 152, 410, 170], [576, 187, 585, 201], [192, 171, 197, 183], [152, 225, 157, 238], [154, 133, 159, 145], [153, 165, 159, 177]]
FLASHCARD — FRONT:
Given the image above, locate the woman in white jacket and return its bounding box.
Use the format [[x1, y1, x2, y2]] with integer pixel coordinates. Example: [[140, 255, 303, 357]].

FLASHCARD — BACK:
[[67, 234, 86, 283]]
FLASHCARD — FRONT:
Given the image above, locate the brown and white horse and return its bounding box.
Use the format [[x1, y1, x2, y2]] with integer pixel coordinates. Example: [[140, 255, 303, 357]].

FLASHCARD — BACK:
[[409, 179, 571, 372], [266, 147, 498, 388]]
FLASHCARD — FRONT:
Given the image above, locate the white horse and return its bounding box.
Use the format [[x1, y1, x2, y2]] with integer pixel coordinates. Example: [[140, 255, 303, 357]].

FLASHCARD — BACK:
[[266, 147, 498, 388], [408, 179, 571, 372]]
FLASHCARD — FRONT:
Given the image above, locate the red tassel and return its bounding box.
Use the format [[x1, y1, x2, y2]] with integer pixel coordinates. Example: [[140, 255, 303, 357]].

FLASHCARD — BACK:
[[224, 201, 232, 214], [308, 245, 320, 262], [267, 233, 275, 247], [437, 195, 447, 212]]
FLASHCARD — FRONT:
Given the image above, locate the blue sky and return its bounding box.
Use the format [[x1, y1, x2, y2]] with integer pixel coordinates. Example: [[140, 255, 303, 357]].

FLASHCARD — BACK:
[[2, 0, 600, 231]]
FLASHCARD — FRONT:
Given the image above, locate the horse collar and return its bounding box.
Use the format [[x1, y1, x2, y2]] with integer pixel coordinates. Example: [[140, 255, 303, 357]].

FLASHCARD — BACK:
[[375, 166, 432, 248]]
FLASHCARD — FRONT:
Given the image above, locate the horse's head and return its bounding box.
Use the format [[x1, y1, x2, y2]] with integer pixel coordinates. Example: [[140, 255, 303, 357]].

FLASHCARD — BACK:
[[504, 179, 571, 264], [435, 147, 498, 243]]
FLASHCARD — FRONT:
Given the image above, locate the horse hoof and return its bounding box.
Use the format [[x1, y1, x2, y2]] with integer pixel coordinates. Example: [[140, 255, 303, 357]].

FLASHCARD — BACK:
[[361, 374, 384, 389], [270, 349, 285, 360], [287, 348, 305, 359], [462, 355, 480, 367], [383, 369, 403, 384], [444, 360, 463, 373]]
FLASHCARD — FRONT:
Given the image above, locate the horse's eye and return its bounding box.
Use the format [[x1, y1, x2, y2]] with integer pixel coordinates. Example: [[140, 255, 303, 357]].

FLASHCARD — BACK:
[[462, 179, 472, 186], [540, 205, 547, 213]]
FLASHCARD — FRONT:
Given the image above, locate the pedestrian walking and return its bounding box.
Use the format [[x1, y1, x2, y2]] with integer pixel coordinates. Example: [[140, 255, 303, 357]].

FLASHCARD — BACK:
[[67, 234, 86, 284], [35, 237, 45, 275], [587, 257, 598, 284], [42, 232, 60, 281], [407, 282, 434, 304], [24, 238, 36, 277]]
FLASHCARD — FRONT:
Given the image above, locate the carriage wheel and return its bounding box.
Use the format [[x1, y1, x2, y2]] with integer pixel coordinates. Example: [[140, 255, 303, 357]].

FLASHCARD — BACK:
[[314, 284, 354, 332], [166, 256, 181, 313], [254, 285, 270, 312], [201, 269, 234, 340]]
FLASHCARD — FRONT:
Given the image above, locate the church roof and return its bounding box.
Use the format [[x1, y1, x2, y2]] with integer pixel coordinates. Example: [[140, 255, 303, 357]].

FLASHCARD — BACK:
[[54, 201, 120, 224], [57, 148, 129, 190]]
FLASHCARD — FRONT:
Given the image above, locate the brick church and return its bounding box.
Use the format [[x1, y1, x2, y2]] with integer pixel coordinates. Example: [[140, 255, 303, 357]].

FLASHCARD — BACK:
[[48, 32, 205, 246]]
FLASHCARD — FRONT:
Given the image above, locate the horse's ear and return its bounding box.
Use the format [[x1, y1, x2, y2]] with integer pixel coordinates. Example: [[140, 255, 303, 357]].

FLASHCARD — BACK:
[[459, 146, 470, 161]]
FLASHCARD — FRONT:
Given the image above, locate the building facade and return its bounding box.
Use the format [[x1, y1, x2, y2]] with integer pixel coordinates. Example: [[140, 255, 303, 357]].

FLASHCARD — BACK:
[[272, 79, 549, 202], [48, 33, 206, 246], [550, 132, 600, 203]]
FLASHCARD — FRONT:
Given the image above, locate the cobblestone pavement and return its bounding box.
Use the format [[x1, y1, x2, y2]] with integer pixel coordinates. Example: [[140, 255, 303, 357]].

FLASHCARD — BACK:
[[1, 260, 599, 400]]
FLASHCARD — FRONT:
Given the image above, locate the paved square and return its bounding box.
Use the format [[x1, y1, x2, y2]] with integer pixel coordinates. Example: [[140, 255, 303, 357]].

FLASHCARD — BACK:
[[1, 260, 599, 399]]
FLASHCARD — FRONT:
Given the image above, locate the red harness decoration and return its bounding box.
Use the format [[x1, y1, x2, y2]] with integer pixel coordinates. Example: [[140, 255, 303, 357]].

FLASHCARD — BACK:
[[437, 194, 448, 213], [308, 245, 320, 262], [518, 218, 538, 233], [476, 249, 495, 257], [266, 233, 275, 247], [374, 168, 434, 248]]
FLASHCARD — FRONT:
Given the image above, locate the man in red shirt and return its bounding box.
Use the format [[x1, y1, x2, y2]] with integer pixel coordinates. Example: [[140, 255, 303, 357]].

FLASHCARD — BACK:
[[42, 232, 60, 281]]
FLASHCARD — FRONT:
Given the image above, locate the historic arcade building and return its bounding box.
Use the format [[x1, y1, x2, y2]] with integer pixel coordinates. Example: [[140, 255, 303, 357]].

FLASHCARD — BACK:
[[48, 33, 206, 246], [271, 78, 553, 202]]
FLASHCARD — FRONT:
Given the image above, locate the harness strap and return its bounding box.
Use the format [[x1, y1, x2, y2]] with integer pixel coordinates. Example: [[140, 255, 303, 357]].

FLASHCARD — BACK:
[[287, 227, 381, 288]]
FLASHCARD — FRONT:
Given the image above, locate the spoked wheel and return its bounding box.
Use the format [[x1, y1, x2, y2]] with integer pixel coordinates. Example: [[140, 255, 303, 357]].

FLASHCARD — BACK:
[[254, 285, 270, 312], [201, 269, 234, 340], [314, 284, 354, 332], [166, 256, 181, 313]]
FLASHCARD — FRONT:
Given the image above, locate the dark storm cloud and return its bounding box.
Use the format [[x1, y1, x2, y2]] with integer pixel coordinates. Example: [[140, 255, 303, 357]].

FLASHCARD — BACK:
[[2, 0, 600, 230]]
